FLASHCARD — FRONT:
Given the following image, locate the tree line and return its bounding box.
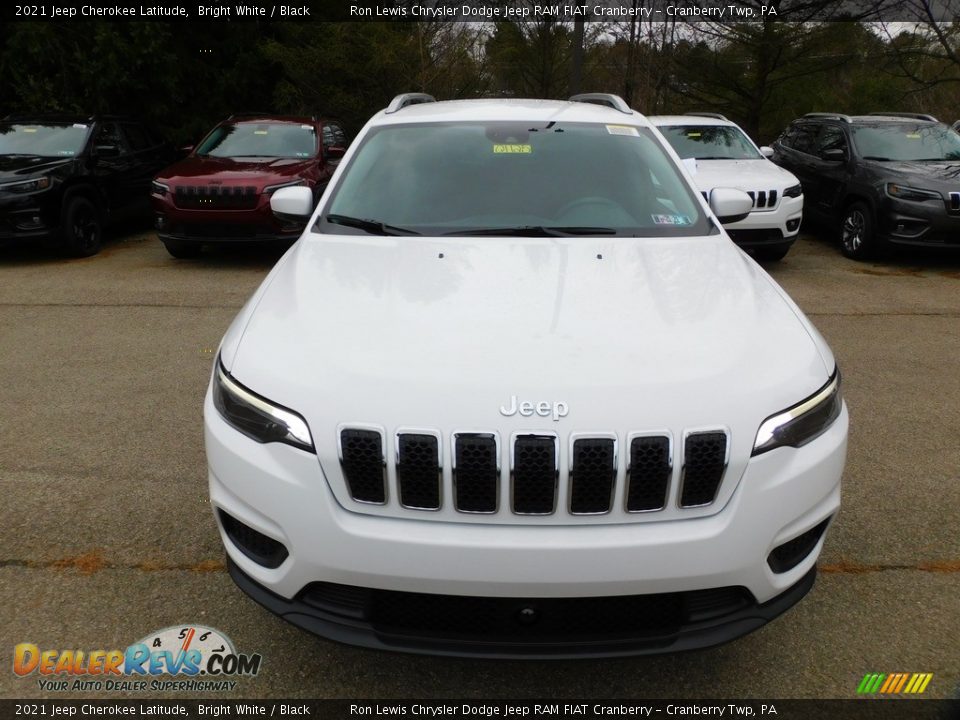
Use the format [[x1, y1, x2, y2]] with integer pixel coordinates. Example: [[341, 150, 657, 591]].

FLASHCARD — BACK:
[[1, 7, 957, 145]]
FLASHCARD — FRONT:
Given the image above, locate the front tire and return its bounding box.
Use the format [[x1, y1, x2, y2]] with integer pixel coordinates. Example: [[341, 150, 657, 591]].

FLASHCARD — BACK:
[[162, 239, 202, 259], [839, 202, 876, 260], [62, 197, 102, 257]]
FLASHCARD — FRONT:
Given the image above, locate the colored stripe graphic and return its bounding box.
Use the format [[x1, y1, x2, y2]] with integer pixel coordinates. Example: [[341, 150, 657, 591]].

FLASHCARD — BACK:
[[858, 672, 932, 694]]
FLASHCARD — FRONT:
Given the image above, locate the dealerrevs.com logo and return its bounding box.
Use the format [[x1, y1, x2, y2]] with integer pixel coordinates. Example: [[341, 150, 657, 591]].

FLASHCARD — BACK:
[[13, 625, 262, 692]]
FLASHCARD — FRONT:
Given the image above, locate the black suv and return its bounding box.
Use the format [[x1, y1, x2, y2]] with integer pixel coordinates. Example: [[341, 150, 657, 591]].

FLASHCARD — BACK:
[[772, 112, 960, 259], [0, 115, 172, 256]]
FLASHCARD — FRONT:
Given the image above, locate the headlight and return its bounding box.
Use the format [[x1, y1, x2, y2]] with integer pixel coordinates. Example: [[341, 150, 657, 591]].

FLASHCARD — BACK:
[[0, 176, 51, 193], [886, 183, 941, 202], [212, 361, 314, 453], [783, 184, 802, 198], [264, 179, 308, 194], [151, 180, 170, 196], [752, 370, 842, 456]]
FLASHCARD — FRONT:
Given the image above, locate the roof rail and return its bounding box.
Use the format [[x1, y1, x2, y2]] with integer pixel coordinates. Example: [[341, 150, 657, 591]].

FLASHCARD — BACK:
[[684, 112, 729, 121], [868, 112, 938, 122], [385, 93, 436, 114], [803, 112, 852, 122], [569, 93, 633, 115]]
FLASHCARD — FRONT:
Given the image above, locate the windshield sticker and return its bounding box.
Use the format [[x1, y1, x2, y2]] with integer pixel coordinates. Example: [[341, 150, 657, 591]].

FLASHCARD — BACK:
[[58, 150, 76, 155], [493, 144, 532, 154], [254, 130, 269, 135], [606, 125, 639, 137], [72, 123, 88, 129], [686, 132, 703, 138], [905, 133, 921, 139], [300, 124, 312, 130], [652, 214, 692, 226], [295, 152, 310, 157], [23, 128, 38, 133]]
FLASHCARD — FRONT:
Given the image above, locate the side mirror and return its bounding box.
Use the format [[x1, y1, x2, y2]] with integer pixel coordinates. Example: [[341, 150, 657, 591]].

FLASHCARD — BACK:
[[325, 146, 346, 161], [760, 146, 774, 159], [95, 144, 120, 158], [710, 187, 753, 225], [822, 148, 846, 162], [270, 186, 315, 222]]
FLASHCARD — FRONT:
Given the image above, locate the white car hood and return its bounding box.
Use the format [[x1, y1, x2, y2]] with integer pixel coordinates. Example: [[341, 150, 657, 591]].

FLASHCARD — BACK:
[[225, 233, 831, 459], [691, 159, 798, 192]]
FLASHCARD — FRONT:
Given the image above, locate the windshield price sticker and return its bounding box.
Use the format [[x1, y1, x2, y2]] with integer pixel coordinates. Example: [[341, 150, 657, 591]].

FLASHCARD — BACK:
[[493, 144, 532, 154], [652, 214, 692, 225], [606, 125, 640, 137]]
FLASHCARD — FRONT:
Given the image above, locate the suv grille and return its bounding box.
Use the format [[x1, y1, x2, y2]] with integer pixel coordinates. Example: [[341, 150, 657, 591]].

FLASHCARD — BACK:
[[337, 427, 730, 520], [950, 192, 960, 213], [174, 185, 258, 210], [680, 432, 729, 507], [746, 189, 778, 209]]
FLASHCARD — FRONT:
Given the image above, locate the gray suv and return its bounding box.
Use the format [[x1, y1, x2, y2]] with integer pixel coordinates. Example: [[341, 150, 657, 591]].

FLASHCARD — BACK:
[[771, 112, 960, 259]]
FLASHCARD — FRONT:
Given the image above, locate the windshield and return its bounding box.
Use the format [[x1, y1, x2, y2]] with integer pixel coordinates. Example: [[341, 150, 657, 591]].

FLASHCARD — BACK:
[[659, 125, 762, 160], [852, 124, 960, 161], [196, 123, 317, 159], [0, 123, 90, 158], [321, 122, 709, 237]]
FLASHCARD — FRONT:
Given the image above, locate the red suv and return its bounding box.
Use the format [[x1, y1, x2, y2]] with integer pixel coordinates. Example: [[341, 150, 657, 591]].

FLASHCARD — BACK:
[[151, 114, 347, 258]]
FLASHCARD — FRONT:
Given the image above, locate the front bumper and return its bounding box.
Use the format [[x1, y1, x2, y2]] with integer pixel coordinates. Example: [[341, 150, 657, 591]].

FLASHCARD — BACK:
[[151, 192, 303, 243], [205, 392, 847, 656], [876, 196, 960, 247], [724, 194, 803, 249]]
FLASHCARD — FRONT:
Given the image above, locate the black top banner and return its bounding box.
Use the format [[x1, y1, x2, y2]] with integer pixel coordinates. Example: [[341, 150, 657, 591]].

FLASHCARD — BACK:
[[2, 700, 960, 720], [5, 0, 957, 23]]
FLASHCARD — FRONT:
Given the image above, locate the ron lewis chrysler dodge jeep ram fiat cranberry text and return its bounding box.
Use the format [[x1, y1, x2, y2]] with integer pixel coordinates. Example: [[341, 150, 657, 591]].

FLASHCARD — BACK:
[[204, 94, 848, 658]]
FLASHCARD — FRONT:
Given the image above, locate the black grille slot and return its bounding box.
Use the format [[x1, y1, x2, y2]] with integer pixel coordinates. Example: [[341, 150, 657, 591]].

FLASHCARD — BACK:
[[627, 436, 671, 512], [746, 190, 756, 206], [397, 433, 440, 509], [768, 190, 777, 207], [219, 510, 288, 569], [756, 190, 767, 207], [950, 192, 960, 212], [680, 432, 727, 507], [569, 438, 615, 514], [454, 434, 498, 513], [340, 429, 386, 504], [174, 184, 258, 210], [768, 518, 831, 573], [512, 435, 557, 514]]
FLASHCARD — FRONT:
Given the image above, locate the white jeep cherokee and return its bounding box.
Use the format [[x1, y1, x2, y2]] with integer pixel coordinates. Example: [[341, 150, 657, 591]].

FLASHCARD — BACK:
[[651, 113, 804, 261], [205, 94, 848, 658]]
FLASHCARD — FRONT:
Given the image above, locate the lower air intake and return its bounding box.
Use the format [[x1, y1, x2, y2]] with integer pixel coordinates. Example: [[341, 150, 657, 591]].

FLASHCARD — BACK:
[[219, 510, 288, 569], [768, 518, 831, 573]]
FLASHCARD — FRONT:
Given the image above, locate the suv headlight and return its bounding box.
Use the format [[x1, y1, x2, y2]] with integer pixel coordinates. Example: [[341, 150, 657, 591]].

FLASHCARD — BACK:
[[264, 180, 308, 195], [212, 361, 314, 453], [886, 183, 941, 202], [783, 184, 802, 198], [0, 176, 51, 193], [151, 180, 170, 196], [753, 370, 842, 456]]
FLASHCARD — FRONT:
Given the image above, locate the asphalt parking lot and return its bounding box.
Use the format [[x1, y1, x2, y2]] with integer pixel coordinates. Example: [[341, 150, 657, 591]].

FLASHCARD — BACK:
[[1, 228, 958, 700]]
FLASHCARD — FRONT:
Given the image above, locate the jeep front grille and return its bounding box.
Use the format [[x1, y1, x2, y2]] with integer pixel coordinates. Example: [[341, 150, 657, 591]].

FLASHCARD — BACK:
[[174, 185, 258, 210], [626, 435, 672, 512], [337, 427, 730, 520], [950, 192, 960, 212], [453, 433, 498, 513], [746, 189, 778, 210], [680, 432, 729, 507]]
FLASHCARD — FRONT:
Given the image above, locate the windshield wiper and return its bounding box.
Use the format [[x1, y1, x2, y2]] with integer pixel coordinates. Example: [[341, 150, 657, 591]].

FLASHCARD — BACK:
[[444, 226, 617, 237], [325, 213, 421, 236]]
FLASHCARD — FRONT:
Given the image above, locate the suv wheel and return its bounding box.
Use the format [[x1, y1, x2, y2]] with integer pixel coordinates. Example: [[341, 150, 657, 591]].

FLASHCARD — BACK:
[[840, 202, 876, 260], [163, 239, 202, 259], [62, 197, 102, 257]]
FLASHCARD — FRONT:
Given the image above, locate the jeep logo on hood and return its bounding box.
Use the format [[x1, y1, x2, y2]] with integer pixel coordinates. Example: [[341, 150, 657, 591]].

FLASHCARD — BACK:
[[499, 396, 569, 422]]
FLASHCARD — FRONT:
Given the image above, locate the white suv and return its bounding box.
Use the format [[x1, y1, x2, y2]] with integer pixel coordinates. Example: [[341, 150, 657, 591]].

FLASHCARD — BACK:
[[651, 113, 804, 261], [205, 94, 847, 658]]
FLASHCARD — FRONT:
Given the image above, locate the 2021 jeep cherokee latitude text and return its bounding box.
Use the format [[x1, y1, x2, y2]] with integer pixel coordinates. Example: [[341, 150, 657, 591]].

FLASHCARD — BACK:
[[205, 94, 848, 658]]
